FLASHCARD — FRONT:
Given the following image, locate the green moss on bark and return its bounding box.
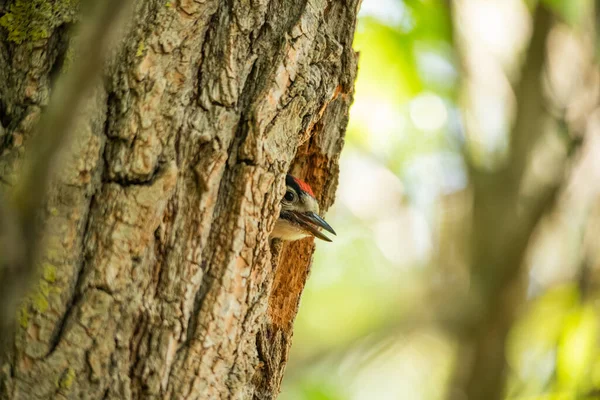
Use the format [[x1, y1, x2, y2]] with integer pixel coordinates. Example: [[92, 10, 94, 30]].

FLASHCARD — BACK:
[[136, 41, 145, 57], [32, 281, 50, 312], [0, 0, 80, 44], [43, 263, 57, 283], [58, 367, 76, 390], [18, 306, 30, 328]]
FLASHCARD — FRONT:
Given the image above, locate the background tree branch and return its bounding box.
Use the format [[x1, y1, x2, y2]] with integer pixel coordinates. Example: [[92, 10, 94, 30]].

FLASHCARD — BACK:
[[448, 5, 561, 399], [0, 0, 134, 349]]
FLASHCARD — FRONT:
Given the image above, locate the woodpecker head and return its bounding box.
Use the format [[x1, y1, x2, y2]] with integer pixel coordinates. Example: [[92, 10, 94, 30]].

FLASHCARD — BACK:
[[271, 174, 336, 242]]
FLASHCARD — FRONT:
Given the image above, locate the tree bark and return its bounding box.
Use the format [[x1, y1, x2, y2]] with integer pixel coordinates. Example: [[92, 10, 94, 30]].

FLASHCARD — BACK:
[[0, 0, 359, 398]]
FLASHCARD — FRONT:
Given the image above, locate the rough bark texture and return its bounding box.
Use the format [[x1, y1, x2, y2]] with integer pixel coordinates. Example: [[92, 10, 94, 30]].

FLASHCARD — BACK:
[[0, 0, 359, 398]]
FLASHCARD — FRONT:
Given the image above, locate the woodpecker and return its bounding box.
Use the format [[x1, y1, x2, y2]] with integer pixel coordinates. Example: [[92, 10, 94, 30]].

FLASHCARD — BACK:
[[271, 174, 336, 242]]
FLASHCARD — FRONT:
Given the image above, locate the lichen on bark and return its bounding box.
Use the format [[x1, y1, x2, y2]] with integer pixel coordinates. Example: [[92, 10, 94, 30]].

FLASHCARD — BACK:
[[0, 0, 79, 44]]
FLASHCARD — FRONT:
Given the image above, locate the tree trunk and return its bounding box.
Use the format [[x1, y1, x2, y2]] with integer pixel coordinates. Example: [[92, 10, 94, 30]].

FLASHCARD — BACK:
[[0, 0, 358, 398]]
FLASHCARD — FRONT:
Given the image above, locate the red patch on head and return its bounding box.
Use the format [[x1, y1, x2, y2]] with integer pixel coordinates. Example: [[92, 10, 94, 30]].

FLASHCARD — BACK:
[[293, 177, 315, 197]]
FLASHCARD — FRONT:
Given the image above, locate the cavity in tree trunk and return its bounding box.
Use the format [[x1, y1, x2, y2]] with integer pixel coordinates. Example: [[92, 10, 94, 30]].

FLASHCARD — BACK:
[[0, 0, 359, 398]]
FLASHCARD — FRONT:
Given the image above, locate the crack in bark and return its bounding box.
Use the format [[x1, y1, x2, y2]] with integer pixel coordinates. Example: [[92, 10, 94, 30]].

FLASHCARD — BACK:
[[42, 136, 111, 356], [183, 259, 212, 346], [195, 6, 226, 109], [101, 158, 164, 187], [41, 92, 114, 358]]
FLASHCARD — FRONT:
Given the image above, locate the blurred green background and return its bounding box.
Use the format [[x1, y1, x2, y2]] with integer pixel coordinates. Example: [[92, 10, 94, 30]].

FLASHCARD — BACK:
[[281, 0, 600, 399]]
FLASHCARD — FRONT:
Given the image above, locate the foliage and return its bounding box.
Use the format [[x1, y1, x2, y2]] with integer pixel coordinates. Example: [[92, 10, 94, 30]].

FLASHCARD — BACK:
[[282, 0, 600, 399]]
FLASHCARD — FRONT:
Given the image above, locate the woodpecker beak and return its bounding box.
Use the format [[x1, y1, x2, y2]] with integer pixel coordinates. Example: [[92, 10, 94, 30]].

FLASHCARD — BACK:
[[294, 211, 336, 242]]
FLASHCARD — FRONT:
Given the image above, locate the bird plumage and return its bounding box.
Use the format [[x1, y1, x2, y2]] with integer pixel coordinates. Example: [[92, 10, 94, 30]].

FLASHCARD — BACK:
[[270, 174, 336, 242]]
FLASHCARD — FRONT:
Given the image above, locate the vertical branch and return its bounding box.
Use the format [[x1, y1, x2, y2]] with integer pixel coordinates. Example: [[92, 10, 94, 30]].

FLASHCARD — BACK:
[[0, 0, 134, 347], [0, 197, 26, 350], [448, 5, 557, 400]]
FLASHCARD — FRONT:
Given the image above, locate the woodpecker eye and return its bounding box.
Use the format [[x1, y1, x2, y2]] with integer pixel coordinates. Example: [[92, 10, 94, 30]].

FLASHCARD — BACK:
[[284, 190, 296, 202]]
